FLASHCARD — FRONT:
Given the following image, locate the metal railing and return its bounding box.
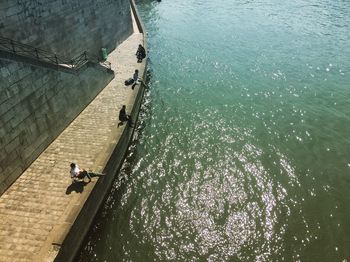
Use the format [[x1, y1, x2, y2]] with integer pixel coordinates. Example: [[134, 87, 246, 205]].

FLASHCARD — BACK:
[[89, 56, 112, 71], [0, 36, 111, 71]]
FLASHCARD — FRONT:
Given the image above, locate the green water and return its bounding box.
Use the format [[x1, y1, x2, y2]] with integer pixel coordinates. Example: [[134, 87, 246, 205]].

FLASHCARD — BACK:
[[80, 0, 350, 261]]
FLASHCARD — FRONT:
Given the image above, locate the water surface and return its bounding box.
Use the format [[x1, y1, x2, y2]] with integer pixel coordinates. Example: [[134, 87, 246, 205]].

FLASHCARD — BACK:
[[80, 0, 350, 261]]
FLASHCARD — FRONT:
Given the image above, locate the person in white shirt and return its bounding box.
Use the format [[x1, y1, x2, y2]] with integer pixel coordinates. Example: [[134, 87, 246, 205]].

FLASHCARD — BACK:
[[70, 163, 91, 182]]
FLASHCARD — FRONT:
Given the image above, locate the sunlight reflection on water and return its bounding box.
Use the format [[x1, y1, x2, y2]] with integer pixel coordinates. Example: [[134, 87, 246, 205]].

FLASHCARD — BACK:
[[79, 0, 350, 261]]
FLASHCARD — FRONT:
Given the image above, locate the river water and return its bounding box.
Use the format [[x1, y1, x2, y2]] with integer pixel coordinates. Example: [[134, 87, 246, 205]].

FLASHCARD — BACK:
[[80, 0, 350, 261]]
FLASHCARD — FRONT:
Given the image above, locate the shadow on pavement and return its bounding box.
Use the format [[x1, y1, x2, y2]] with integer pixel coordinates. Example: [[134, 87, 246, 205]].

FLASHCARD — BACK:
[[66, 181, 89, 194]]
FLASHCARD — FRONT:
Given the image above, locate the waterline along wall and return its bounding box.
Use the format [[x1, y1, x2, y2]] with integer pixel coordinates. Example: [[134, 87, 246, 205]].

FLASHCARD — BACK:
[[0, 0, 133, 195], [55, 1, 148, 260]]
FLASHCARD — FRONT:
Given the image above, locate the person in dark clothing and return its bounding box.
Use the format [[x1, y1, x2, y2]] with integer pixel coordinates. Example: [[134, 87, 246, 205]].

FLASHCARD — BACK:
[[131, 69, 141, 90], [136, 44, 146, 63], [118, 105, 134, 127]]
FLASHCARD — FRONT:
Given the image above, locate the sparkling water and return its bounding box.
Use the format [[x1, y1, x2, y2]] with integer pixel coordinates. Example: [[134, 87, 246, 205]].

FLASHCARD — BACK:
[[80, 0, 350, 261]]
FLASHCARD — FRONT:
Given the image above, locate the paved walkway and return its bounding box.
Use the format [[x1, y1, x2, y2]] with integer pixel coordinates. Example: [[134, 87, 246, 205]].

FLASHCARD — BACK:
[[0, 15, 145, 262]]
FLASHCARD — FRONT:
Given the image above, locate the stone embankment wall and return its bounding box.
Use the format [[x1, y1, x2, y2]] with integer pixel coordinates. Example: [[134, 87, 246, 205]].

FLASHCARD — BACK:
[[0, 0, 132, 58], [0, 0, 133, 195], [0, 60, 114, 194]]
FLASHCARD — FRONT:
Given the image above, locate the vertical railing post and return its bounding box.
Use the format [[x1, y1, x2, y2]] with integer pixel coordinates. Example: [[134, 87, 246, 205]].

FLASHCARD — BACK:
[[1, 37, 88, 72]]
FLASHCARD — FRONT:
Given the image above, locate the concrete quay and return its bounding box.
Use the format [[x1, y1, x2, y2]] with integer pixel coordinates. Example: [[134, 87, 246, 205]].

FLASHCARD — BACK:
[[0, 5, 147, 262]]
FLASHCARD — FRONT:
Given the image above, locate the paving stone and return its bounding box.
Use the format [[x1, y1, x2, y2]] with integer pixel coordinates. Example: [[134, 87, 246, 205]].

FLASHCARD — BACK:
[[0, 30, 145, 261]]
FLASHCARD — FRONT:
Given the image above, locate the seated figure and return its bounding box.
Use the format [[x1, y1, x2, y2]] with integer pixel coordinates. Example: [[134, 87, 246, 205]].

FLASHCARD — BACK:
[[136, 44, 146, 62], [118, 105, 134, 127], [132, 69, 142, 90], [70, 163, 91, 183]]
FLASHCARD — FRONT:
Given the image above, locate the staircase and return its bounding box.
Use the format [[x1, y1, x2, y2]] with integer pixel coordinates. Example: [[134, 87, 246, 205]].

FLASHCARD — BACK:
[[0, 36, 113, 75]]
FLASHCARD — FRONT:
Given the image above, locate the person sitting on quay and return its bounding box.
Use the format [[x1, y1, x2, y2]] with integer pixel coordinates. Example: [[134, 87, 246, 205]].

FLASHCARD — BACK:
[[118, 105, 134, 127], [136, 44, 146, 63], [132, 69, 142, 90], [70, 163, 91, 183]]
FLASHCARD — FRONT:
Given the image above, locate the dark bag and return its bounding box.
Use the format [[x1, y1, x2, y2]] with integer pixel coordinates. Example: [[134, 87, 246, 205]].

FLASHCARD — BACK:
[[124, 78, 135, 86]]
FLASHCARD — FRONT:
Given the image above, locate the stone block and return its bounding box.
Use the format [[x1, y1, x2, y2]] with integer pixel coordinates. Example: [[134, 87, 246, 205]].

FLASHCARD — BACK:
[[23, 138, 51, 168], [0, 150, 18, 171], [0, 183, 8, 197], [0, 145, 7, 163], [5, 136, 20, 154], [7, 83, 21, 97], [9, 113, 27, 131], [17, 67, 31, 80], [0, 89, 19, 112], [7, 62, 19, 74], [22, 132, 48, 160], [0, 105, 15, 123], [5, 5, 20, 17], [0, 66, 11, 78], [3, 166, 23, 188], [0, 91, 9, 108], [0, 126, 5, 138]]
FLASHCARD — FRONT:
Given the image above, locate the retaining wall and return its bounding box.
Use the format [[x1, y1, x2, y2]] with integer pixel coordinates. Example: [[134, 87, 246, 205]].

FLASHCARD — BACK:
[[0, 59, 114, 195], [0, 0, 133, 58]]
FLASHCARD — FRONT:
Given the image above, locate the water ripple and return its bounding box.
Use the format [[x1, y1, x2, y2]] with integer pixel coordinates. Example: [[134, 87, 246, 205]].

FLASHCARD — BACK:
[[79, 0, 350, 261]]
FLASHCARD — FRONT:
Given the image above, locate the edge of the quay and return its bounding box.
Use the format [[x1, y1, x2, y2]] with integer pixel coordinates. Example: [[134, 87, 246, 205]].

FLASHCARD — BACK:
[[54, 1, 148, 261]]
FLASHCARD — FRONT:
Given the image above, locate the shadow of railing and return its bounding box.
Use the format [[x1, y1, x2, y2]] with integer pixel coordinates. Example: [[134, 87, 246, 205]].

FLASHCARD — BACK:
[[0, 36, 112, 74]]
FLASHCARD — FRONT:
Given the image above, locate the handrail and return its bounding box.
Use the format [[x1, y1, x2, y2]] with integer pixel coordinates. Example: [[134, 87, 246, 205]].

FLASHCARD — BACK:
[[85, 52, 112, 70], [0, 36, 111, 71]]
